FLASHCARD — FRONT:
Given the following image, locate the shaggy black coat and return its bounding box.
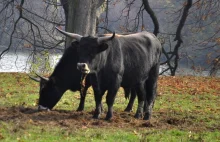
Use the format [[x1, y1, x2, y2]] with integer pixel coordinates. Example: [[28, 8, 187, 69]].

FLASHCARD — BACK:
[[76, 31, 162, 120], [37, 42, 135, 112]]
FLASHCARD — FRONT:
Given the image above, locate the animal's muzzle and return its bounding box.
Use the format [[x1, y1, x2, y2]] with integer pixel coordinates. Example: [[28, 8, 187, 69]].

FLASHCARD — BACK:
[[77, 63, 90, 74]]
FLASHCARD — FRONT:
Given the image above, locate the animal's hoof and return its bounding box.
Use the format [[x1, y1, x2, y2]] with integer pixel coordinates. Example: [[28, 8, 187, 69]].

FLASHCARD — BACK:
[[93, 113, 100, 119], [105, 112, 112, 120], [105, 117, 111, 121], [134, 113, 143, 119], [143, 113, 151, 120], [93, 116, 99, 119], [105, 115, 112, 121], [76, 107, 83, 112], [124, 107, 132, 112]]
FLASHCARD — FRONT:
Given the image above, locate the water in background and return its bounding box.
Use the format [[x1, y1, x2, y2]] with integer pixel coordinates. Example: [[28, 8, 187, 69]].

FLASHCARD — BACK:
[[0, 52, 30, 72], [0, 51, 61, 73]]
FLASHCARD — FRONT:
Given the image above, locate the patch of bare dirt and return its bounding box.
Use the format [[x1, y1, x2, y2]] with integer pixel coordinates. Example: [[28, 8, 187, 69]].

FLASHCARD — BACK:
[[0, 106, 218, 132]]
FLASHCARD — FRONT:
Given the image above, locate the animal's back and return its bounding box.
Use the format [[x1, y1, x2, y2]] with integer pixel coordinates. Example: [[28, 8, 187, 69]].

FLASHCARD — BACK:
[[114, 32, 161, 87], [51, 42, 82, 91]]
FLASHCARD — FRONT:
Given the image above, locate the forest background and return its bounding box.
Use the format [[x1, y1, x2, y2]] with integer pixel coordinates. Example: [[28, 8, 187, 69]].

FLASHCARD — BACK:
[[0, 0, 219, 76]]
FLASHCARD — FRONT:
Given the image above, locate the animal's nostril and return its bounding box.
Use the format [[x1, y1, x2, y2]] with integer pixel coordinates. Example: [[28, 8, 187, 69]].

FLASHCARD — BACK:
[[77, 63, 87, 70], [77, 63, 90, 73]]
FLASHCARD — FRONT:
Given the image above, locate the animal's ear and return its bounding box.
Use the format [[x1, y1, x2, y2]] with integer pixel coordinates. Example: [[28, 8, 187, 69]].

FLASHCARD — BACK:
[[71, 41, 79, 50], [39, 77, 56, 91], [97, 43, 108, 53]]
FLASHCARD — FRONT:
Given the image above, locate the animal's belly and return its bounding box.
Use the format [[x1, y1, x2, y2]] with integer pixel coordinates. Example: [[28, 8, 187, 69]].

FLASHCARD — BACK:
[[121, 72, 148, 88]]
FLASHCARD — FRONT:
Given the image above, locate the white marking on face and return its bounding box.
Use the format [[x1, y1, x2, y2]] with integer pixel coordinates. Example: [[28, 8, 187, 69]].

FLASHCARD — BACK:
[[77, 63, 90, 74]]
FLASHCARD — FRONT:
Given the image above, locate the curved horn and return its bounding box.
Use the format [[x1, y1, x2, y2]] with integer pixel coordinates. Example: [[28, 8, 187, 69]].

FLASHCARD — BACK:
[[98, 32, 115, 44], [28, 75, 40, 82], [35, 73, 49, 81], [55, 27, 82, 42]]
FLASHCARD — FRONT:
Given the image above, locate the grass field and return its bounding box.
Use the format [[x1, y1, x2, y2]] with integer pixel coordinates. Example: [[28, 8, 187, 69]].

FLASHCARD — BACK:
[[0, 73, 219, 142]]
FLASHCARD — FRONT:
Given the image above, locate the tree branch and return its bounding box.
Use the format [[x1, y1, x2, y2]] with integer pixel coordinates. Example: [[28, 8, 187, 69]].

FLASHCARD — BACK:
[[0, 0, 24, 59], [142, 0, 159, 36], [171, 0, 192, 75], [174, 0, 192, 42]]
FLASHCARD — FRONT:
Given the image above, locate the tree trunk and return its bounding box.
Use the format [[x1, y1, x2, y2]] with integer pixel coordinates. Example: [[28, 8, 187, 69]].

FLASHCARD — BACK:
[[65, 0, 98, 47]]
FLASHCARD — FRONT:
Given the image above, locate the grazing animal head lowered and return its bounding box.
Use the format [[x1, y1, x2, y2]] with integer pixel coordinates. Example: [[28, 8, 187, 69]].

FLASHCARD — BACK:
[[29, 74, 62, 111]]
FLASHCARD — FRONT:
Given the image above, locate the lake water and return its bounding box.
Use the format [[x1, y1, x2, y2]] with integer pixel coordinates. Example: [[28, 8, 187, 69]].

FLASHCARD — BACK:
[[0, 52, 30, 72], [0, 51, 61, 73]]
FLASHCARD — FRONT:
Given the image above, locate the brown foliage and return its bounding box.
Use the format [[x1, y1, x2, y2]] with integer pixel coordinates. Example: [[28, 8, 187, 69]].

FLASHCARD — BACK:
[[158, 76, 220, 96]]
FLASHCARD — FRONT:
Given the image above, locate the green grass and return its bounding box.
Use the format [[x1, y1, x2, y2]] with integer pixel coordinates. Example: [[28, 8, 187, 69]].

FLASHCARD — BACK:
[[0, 73, 220, 142]]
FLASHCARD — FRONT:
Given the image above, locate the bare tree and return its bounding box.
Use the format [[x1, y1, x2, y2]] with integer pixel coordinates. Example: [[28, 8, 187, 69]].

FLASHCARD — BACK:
[[189, 0, 220, 76], [103, 0, 219, 76], [0, 0, 105, 73], [0, 0, 219, 76], [160, 0, 192, 76], [64, 0, 97, 47], [162, 0, 220, 76], [142, 0, 159, 36], [0, 0, 65, 73]]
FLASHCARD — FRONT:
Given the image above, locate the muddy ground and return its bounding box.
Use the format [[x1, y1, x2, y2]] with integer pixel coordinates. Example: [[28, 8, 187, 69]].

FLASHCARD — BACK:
[[0, 106, 218, 132]]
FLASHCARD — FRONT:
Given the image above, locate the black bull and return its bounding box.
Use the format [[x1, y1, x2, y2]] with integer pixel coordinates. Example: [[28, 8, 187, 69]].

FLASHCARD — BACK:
[[29, 42, 136, 112], [56, 28, 162, 120]]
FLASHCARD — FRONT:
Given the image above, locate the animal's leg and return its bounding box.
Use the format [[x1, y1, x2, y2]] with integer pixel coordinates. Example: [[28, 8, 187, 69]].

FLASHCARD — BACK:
[[89, 74, 105, 119], [93, 89, 105, 119], [134, 82, 146, 119], [124, 88, 136, 112], [124, 88, 130, 100], [105, 89, 119, 120], [105, 75, 121, 120], [143, 64, 159, 120], [77, 87, 88, 111]]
